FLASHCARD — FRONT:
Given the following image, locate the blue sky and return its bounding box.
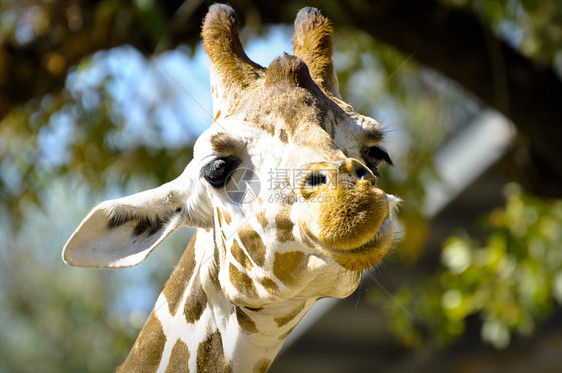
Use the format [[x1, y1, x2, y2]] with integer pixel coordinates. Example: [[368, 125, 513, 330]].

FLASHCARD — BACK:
[[39, 26, 293, 172]]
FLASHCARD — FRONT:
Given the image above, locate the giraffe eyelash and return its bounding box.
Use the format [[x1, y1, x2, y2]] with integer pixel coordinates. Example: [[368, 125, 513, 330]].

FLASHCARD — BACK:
[[201, 156, 241, 188], [361, 146, 393, 173]]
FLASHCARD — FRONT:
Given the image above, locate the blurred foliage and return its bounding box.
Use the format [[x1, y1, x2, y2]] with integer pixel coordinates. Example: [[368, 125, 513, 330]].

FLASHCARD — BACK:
[[334, 29, 480, 262], [445, 0, 562, 64], [0, 176, 191, 372], [0, 46, 195, 225], [1, 180, 134, 372], [0, 0, 174, 118], [0, 37, 198, 372], [379, 184, 562, 349], [371, 0, 562, 352]]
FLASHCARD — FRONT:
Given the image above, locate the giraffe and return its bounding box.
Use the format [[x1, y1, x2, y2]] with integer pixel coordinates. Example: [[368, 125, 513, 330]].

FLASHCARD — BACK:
[[62, 5, 400, 372]]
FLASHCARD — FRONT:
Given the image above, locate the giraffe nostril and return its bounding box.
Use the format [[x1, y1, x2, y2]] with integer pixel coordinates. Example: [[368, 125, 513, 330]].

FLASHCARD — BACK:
[[354, 164, 373, 181], [305, 171, 328, 187], [337, 158, 375, 183]]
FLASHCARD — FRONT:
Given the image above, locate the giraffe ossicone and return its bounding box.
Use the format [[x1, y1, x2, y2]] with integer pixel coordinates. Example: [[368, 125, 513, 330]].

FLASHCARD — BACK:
[[63, 4, 400, 372]]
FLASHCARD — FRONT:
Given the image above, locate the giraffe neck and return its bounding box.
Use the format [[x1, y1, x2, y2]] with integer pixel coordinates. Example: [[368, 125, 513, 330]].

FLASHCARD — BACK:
[[118, 229, 316, 373]]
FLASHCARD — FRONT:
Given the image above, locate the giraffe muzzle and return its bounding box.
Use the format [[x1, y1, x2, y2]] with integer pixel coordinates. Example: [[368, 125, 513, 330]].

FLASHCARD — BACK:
[[295, 158, 395, 270]]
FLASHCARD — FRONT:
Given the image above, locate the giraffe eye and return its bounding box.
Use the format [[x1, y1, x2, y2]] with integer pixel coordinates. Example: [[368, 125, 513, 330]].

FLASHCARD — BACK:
[[361, 146, 393, 172], [202, 157, 241, 188]]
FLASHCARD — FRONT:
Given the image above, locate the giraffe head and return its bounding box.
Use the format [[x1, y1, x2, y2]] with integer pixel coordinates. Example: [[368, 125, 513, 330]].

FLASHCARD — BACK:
[[63, 5, 399, 308]]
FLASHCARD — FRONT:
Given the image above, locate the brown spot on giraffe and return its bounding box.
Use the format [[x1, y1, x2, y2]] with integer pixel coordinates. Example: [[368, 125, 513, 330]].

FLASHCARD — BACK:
[[117, 311, 166, 372], [222, 210, 232, 224], [164, 339, 190, 373], [184, 277, 208, 324], [255, 210, 268, 229], [278, 325, 297, 340], [212, 109, 221, 123], [273, 251, 306, 286], [235, 306, 259, 334], [259, 122, 276, 137], [216, 207, 223, 228], [231, 239, 253, 270], [229, 263, 257, 298], [208, 249, 222, 291], [261, 277, 279, 294], [274, 301, 306, 327], [275, 207, 294, 243], [253, 358, 272, 373], [279, 128, 288, 144], [162, 232, 197, 315], [237, 224, 266, 266], [197, 330, 233, 373], [210, 132, 239, 154]]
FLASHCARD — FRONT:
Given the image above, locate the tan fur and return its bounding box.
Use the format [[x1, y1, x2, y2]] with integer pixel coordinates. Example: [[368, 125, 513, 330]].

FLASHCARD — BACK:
[[196, 330, 232, 373], [279, 128, 289, 143], [293, 7, 339, 96], [235, 306, 259, 334], [216, 207, 223, 228], [222, 209, 232, 225], [117, 311, 166, 372], [210, 132, 240, 154], [183, 277, 207, 324], [260, 278, 279, 293], [253, 358, 272, 373], [255, 210, 269, 229], [273, 251, 306, 285], [208, 247, 222, 291], [162, 233, 197, 315], [275, 207, 295, 243], [278, 326, 297, 340], [229, 262, 258, 299], [317, 182, 388, 249], [273, 301, 306, 327], [164, 339, 190, 373], [237, 225, 266, 266], [202, 4, 265, 115], [231, 240, 253, 270]]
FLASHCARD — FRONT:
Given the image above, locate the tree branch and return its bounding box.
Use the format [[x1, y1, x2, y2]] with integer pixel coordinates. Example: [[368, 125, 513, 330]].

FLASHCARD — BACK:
[[330, 0, 562, 197], [154, 0, 562, 196], [2, 0, 561, 196], [0, 0, 185, 119]]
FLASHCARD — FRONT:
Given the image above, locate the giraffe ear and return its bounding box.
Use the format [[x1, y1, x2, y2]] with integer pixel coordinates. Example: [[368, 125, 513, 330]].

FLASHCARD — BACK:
[[62, 162, 212, 268], [293, 7, 340, 97], [202, 4, 264, 116]]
